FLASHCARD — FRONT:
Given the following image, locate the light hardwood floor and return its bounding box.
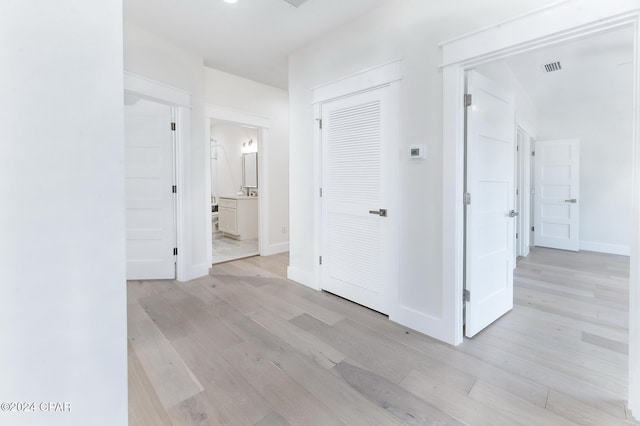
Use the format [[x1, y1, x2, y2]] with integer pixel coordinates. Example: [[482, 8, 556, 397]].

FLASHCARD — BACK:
[[128, 248, 639, 425]]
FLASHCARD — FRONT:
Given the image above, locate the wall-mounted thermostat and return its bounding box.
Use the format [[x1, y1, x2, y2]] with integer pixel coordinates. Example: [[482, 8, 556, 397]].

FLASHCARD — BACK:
[[409, 145, 427, 159]]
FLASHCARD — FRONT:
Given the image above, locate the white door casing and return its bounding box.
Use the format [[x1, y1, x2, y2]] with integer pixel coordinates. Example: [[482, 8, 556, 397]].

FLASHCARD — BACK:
[[534, 139, 580, 252], [464, 70, 516, 338], [320, 86, 393, 314], [516, 127, 532, 258], [124, 94, 176, 280]]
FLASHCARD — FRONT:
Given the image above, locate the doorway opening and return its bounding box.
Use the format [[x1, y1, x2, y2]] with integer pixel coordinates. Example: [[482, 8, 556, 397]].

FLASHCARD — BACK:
[[210, 120, 260, 264], [204, 104, 271, 268], [463, 23, 634, 335], [443, 7, 639, 418]]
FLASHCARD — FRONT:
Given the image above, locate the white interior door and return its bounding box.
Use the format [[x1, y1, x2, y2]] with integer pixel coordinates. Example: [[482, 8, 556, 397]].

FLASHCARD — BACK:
[[320, 86, 392, 314], [124, 94, 176, 280], [534, 139, 580, 251], [465, 70, 516, 338]]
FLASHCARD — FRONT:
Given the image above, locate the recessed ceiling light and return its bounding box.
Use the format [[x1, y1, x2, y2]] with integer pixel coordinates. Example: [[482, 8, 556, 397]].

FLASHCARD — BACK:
[[224, 0, 237, 3]]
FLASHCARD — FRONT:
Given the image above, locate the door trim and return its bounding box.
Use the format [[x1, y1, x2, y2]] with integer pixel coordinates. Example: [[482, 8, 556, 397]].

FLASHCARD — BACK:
[[441, 2, 640, 417], [124, 72, 189, 282]]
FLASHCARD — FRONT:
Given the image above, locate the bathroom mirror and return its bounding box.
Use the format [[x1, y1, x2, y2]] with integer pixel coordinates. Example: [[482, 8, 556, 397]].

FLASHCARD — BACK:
[[242, 152, 258, 188]]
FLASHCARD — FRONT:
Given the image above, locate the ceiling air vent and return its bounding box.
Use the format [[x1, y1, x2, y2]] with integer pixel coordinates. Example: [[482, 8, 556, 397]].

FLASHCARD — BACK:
[[280, 0, 310, 7], [542, 61, 562, 73]]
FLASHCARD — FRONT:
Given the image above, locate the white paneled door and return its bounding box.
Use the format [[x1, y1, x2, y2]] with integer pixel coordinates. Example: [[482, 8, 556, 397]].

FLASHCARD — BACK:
[[124, 94, 176, 280], [320, 86, 393, 314], [534, 139, 580, 251], [464, 70, 516, 338]]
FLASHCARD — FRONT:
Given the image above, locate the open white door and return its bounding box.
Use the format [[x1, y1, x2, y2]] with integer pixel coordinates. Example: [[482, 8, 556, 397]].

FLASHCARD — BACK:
[[464, 70, 515, 338], [534, 139, 580, 251], [124, 94, 176, 280], [320, 86, 393, 314]]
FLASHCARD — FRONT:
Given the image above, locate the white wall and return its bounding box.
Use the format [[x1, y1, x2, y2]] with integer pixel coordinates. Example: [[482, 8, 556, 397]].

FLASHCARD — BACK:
[[0, 2, 127, 425], [211, 122, 258, 198], [123, 21, 209, 278], [537, 96, 633, 254], [205, 68, 290, 253], [288, 0, 560, 331]]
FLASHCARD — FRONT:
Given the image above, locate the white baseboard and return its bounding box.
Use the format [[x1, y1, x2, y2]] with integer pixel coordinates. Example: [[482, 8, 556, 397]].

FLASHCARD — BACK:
[[580, 241, 630, 256], [390, 306, 457, 346], [287, 266, 319, 290], [183, 263, 210, 282], [261, 241, 289, 257]]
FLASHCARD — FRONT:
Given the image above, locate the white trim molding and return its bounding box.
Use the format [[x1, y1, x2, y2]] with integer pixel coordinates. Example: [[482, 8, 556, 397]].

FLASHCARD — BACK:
[[287, 266, 319, 290], [312, 59, 403, 104], [124, 72, 191, 107], [262, 242, 290, 257], [579, 241, 631, 256], [440, 0, 640, 418]]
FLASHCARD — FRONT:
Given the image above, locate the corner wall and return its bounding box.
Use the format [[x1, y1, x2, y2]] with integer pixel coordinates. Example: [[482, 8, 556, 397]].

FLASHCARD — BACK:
[[0, 2, 127, 424]]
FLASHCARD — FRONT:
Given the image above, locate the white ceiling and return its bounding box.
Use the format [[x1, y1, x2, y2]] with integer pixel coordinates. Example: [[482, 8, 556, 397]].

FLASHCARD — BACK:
[[123, 0, 389, 88], [503, 25, 634, 107]]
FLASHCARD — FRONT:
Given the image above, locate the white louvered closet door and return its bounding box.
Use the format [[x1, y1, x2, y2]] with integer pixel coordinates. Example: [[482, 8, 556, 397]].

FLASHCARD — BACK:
[[320, 86, 391, 314]]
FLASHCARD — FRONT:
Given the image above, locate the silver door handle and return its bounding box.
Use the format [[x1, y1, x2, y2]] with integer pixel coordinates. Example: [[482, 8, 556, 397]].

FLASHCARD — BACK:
[[509, 210, 519, 217], [369, 209, 387, 217], [564, 199, 577, 203]]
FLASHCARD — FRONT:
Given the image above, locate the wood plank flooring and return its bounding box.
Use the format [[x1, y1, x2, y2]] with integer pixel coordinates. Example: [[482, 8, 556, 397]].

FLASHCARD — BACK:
[[128, 248, 639, 425]]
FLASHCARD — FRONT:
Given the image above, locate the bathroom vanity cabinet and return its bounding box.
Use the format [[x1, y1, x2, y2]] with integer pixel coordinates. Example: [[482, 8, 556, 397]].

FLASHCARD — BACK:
[[218, 196, 258, 240]]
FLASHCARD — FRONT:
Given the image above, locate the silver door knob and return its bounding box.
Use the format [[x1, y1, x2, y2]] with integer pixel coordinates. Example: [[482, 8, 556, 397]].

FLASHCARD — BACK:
[[509, 210, 519, 217], [369, 209, 387, 217], [564, 199, 577, 203]]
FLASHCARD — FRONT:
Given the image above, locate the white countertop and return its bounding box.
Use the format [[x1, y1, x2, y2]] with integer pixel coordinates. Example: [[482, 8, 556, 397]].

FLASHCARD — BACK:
[[218, 195, 258, 200]]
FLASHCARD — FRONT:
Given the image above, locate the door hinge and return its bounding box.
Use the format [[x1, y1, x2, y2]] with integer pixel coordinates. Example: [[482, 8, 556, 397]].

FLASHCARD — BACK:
[[517, 144, 519, 152], [464, 192, 471, 205], [172, 185, 177, 194], [173, 247, 178, 256], [531, 150, 536, 157], [171, 122, 176, 131], [317, 118, 322, 129], [463, 289, 470, 302], [516, 233, 519, 240], [531, 226, 535, 232], [319, 187, 323, 197], [319, 256, 323, 265], [516, 189, 519, 196], [464, 94, 472, 107]]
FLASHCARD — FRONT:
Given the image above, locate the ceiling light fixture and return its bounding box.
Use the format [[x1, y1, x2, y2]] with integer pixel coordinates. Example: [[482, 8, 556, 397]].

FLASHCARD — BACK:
[[224, 0, 237, 3]]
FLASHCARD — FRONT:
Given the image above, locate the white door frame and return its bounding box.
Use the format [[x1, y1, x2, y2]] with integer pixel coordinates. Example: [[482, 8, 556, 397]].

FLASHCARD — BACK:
[[441, 1, 640, 416], [516, 125, 532, 258], [124, 72, 190, 282], [205, 104, 271, 263], [311, 60, 401, 315]]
